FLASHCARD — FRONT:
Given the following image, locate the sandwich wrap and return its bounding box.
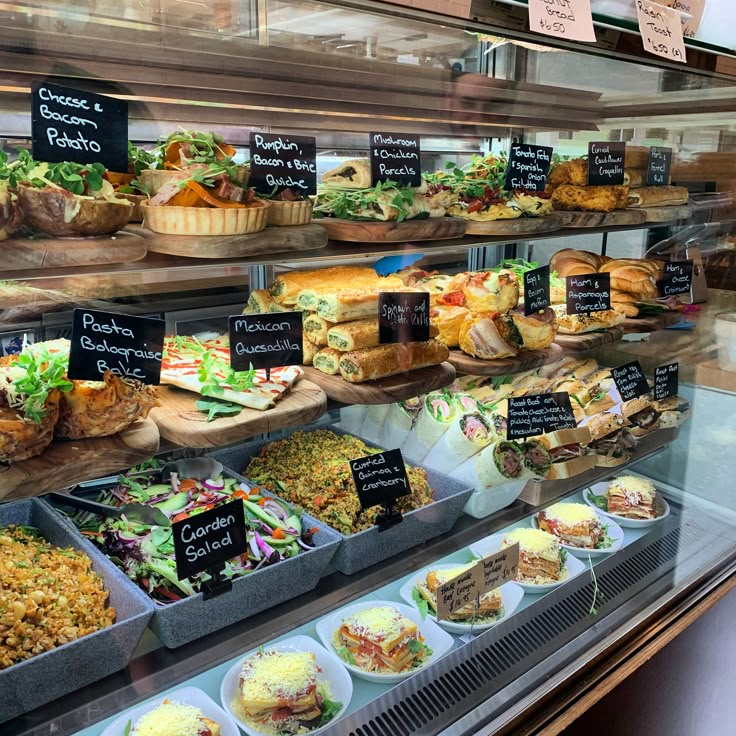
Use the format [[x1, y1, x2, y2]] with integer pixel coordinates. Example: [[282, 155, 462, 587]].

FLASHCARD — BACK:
[[380, 396, 423, 449], [401, 390, 457, 462], [422, 411, 495, 474], [360, 403, 390, 445], [449, 440, 524, 489], [453, 392, 483, 415], [337, 404, 368, 434]]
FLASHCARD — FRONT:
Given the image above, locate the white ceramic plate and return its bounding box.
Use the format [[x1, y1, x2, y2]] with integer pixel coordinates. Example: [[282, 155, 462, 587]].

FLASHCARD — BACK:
[[315, 599, 455, 683], [469, 532, 586, 594], [101, 687, 239, 736], [220, 635, 352, 736], [398, 565, 525, 634], [531, 509, 624, 557], [584, 479, 671, 528]]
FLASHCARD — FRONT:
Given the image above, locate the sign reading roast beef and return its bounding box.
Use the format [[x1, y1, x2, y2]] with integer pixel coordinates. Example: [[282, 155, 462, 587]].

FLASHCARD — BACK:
[[228, 312, 304, 372], [612, 360, 650, 401], [587, 141, 625, 186], [654, 362, 679, 400], [504, 144, 553, 192], [370, 132, 421, 187], [507, 392, 577, 440], [248, 132, 317, 196]]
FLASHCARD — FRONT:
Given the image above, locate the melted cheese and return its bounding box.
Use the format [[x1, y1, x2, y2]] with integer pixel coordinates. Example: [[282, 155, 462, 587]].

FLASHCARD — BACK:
[[610, 475, 655, 500], [342, 606, 412, 643], [503, 528, 559, 562], [430, 564, 474, 585], [239, 650, 317, 703], [544, 502, 597, 525], [132, 702, 207, 736]]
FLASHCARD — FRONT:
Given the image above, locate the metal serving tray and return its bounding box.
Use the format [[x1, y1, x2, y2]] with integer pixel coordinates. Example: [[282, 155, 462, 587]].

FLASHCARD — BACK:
[[0, 499, 154, 723], [213, 426, 474, 576]]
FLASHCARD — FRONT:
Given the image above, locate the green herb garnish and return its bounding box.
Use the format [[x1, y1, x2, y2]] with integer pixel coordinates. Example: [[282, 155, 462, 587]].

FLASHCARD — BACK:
[[318, 693, 343, 726], [587, 490, 609, 512], [338, 646, 356, 665], [195, 398, 243, 422], [123, 719, 132, 736], [412, 586, 429, 619]]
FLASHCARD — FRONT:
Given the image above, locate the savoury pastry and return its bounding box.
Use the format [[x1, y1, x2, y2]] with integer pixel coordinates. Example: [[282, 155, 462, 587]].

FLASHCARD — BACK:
[[550, 304, 625, 333], [269, 266, 378, 306], [551, 184, 630, 213], [303, 313, 335, 346], [459, 313, 518, 360], [313, 347, 342, 374], [243, 289, 274, 314], [429, 304, 470, 348], [302, 331, 318, 365], [628, 186, 688, 208], [339, 340, 449, 383], [322, 159, 372, 189]]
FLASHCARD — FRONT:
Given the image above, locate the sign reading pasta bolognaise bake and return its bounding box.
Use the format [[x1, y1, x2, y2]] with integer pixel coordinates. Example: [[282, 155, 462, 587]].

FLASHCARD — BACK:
[[67, 308, 165, 384], [31, 81, 128, 172], [658, 260, 693, 296], [379, 292, 430, 344], [654, 362, 679, 400], [504, 144, 553, 192], [228, 313, 304, 372], [507, 392, 576, 440], [612, 360, 650, 401], [370, 132, 421, 187], [587, 142, 626, 186], [248, 132, 317, 196], [566, 272, 611, 314]]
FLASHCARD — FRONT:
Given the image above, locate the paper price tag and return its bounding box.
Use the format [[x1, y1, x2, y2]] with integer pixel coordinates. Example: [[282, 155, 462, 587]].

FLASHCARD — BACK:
[[507, 392, 576, 440], [478, 543, 519, 594], [436, 565, 482, 622], [504, 144, 553, 193], [566, 272, 611, 315], [636, 0, 687, 63], [588, 142, 626, 186], [612, 361, 650, 401], [228, 313, 303, 372], [379, 292, 430, 344], [647, 146, 672, 186], [654, 362, 679, 400], [666, 0, 705, 39], [249, 132, 317, 196], [524, 264, 551, 316], [527, 0, 596, 42], [370, 132, 421, 187]]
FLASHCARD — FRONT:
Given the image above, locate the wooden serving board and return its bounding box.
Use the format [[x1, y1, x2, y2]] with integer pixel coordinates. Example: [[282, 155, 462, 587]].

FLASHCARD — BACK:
[[317, 217, 466, 243], [3, 231, 147, 271], [557, 209, 647, 228], [554, 325, 625, 353], [465, 214, 562, 236], [639, 204, 691, 223], [149, 380, 327, 447], [303, 362, 456, 404], [137, 223, 327, 258], [622, 311, 681, 333], [447, 343, 564, 377], [0, 418, 160, 501]]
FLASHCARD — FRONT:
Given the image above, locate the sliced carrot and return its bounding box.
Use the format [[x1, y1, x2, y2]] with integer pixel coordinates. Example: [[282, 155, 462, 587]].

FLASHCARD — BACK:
[[178, 478, 198, 493], [163, 141, 183, 166], [217, 143, 236, 159], [258, 498, 267, 507], [172, 512, 189, 523], [272, 527, 286, 540], [184, 180, 245, 209], [232, 489, 249, 500]]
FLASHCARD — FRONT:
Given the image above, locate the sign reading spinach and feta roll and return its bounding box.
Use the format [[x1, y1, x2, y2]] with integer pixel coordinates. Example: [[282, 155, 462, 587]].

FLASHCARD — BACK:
[[524, 264, 551, 316], [370, 132, 421, 187], [612, 360, 650, 401], [379, 292, 430, 344], [587, 141, 626, 186], [646, 146, 672, 186], [658, 260, 693, 296], [654, 362, 679, 400], [566, 272, 611, 315], [504, 144, 553, 192], [507, 392, 576, 440], [31, 81, 128, 172], [228, 313, 303, 372], [248, 132, 317, 196], [67, 308, 165, 384]]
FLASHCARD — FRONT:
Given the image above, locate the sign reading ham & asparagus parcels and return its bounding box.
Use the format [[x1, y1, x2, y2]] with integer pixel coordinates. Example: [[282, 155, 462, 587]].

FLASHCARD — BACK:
[[505, 144, 553, 193], [636, 0, 687, 63], [478, 543, 519, 594], [379, 292, 430, 344], [612, 360, 650, 401], [31, 82, 127, 172], [646, 146, 673, 186], [435, 564, 482, 622], [370, 132, 421, 187], [228, 312, 304, 372], [527, 0, 596, 43], [524, 264, 551, 316], [658, 260, 693, 296], [507, 392, 576, 440], [587, 142, 625, 186], [67, 308, 164, 384], [566, 272, 611, 315], [248, 133, 317, 196], [654, 362, 679, 400], [350, 448, 410, 531]]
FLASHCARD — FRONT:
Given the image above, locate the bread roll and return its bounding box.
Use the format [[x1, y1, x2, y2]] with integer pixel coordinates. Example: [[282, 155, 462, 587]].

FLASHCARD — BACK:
[[338, 340, 449, 383], [550, 248, 602, 273], [601, 259, 662, 277], [608, 266, 658, 298], [628, 186, 688, 208]]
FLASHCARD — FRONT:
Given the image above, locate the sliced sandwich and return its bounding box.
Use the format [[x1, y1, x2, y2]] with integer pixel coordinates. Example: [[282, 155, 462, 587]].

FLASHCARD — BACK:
[[585, 412, 637, 467]]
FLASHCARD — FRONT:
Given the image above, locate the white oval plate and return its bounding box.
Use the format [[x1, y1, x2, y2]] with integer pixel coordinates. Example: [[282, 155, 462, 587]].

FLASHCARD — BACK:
[[469, 532, 586, 594], [101, 686, 239, 736], [315, 599, 454, 683], [220, 635, 352, 736], [584, 480, 671, 528], [398, 565, 524, 634], [531, 510, 624, 557]]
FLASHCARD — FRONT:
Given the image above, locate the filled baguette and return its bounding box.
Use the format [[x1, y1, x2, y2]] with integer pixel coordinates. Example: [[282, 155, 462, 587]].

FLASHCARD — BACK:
[[339, 339, 449, 383]]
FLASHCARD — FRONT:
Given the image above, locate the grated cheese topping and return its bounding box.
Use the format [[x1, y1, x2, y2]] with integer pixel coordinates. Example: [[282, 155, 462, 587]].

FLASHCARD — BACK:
[[239, 650, 318, 703], [132, 702, 208, 736], [544, 502, 597, 525], [429, 564, 474, 585], [503, 528, 559, 562], [610, 475, 656, 500], [343, 606, 412, 642]]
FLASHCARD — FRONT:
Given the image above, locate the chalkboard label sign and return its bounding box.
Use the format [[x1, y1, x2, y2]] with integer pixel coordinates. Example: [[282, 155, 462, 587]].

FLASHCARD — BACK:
[[646, 146, 672, 186], [31, 81, 127, 172], [504, 144, 553, 192], [351, 448, 410, 511], [370, 132, 421, 187], [379, 292, 430, 344], [658, 260, 693, 296], [248, 132, 317, 196], [566, 272, 611, 315], [524, 264, 551, 315], [507, 392, 576, 440], [67, 308, 164, 384], [173, 500, 248, 581], [229, 313, 303, 372], [654, 362, 678, 400], [612, 361, 650, 401], [587, 141, 626, 186]]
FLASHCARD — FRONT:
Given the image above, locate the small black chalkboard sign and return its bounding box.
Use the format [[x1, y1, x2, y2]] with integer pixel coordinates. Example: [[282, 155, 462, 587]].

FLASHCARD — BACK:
[[350, 448, 411, 531], [654, 362, 679, 401], [173, 500, 248, 599], [228, 312, 303, 372], [524, 264, 551, 316], [248, 132, 317, 196], [379, 292, 430, 344], [646, 146, 672, 186], [370, 132, 421, 187], [566, 272, 611, 315], [658, 260, 693, 297], [507, 392, 576, 440], [67, 308, 164, 384], [31, 81, 128, 172], [587, 141, 626, 186], [612, 361, 650, 401], [504, 144, 553, 193]]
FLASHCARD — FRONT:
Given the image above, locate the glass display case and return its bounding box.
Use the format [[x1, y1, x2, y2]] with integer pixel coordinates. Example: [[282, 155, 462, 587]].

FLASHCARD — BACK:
[[1, 1, 736, 735]]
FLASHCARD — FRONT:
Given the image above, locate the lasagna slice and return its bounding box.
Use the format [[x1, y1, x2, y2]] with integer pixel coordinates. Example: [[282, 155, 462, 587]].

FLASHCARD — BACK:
[[335, 606, 431, 674], [502, 528, 563, 584], [131, 700, 220, 736], [538, 502, 603, 549], [607, 476, 657, 519], [417, 565, 503, 623]]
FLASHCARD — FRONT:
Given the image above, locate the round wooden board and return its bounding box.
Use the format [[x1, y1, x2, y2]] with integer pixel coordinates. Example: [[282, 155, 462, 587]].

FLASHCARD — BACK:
[[557, 209, 647, 228], [0, 418, 160, 501], [303, 362, 456, 404], [448, 343, 564, 376], [149, 380, 327, 447], [465, 214, 562, 236], [622, 311, 681, 333], [554, 325, 625, 353], [3, 230, 147, 271], [138, 223, 327, 258], [317, 217, 467, 243], [639, 204, 691, 223]]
